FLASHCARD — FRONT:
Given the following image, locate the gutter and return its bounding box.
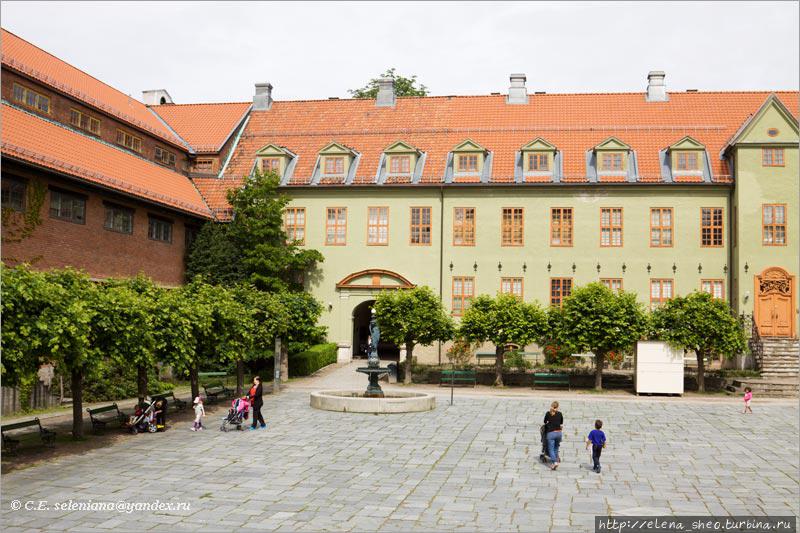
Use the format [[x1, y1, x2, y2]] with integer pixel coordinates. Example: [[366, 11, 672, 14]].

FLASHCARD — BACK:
[[438, 184, 445, 365]]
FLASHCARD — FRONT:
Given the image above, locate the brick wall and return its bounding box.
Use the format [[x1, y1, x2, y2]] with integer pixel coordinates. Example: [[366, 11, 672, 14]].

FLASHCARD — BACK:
[[2, 161, 202, 286], [1, 69, 192, 175]]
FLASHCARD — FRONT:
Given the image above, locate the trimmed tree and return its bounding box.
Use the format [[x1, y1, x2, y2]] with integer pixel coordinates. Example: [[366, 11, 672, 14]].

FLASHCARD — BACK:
[[555, 283, 648, 390], [374, 286, 454, 384], [651, 291, 746, 392], [458, 294, 547, 386]]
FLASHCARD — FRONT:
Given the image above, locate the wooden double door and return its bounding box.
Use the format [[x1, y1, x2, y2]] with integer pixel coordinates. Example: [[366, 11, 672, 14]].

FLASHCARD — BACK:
[[755, 267, 796, 337]]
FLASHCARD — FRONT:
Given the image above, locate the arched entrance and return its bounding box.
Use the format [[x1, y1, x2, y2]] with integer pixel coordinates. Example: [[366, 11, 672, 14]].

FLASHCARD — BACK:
[[755, 267, 796, 337], [351, 300, 400, 361]]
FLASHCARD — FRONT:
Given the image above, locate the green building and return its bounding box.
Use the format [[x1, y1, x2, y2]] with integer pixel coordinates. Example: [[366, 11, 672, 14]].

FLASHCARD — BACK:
[[198, 73, 798, 368]]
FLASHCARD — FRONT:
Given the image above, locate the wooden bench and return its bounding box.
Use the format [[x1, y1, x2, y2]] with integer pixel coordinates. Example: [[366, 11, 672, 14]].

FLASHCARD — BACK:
[[86, 403, 127, 433], [440, 370, 477, 387], [203, 381, 233, 403], [532, 372, 571, 391], [1, 418, 56, 454], [150, 391, 187, 411]]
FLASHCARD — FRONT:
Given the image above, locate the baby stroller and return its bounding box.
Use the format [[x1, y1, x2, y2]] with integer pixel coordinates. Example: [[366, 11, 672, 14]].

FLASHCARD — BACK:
[[538, 424, 561, 464], [126, 398, 162, 434], [220, 396, 250, 432]]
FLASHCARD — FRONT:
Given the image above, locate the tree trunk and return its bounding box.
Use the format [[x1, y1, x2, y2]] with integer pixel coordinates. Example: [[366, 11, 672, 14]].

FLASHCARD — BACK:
[[137, 365, 148, 404], [71, 369, 84, 439], [190, 366, 199, 402], [594, 350, 605, 390], [404, 342, 413, 385], [696, 350, 706, 393], [236, 360, 244, 397], [280, 342, 288, 381], [494, 345, 504, 387]]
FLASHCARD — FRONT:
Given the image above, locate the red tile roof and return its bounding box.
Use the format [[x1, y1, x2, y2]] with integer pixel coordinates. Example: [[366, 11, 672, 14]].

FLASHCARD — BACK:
[[2, 104, 211, 218], [215, 91, 798, 212], [1, 29, 188, 150], [150, 102, 251, 153]]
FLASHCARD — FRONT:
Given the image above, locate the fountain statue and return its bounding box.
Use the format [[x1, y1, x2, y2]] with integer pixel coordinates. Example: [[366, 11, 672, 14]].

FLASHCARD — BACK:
[[356, 308, 390, 397]]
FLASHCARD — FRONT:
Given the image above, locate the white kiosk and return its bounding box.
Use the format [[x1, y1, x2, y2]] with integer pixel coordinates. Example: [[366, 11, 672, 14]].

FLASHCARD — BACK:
[[634, 341, 684, 395]]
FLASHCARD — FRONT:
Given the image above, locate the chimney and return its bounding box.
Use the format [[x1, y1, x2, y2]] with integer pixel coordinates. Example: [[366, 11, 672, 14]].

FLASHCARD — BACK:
[[646, 71, 668, 102], [376, 77, 395, 107], [506, 73, 528, 104], [254, 82, 273, 110], [142, 89, 173, 105]]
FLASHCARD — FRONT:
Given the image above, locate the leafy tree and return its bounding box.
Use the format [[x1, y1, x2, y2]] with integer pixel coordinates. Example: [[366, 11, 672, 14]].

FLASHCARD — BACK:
[[185, 222, 245, 285], [41, 268, 100, 439], [458, 294, 547, 386], [348, 68, 429, 99], [97, 276, 159, 402], [230, 285, 288, 395], [555, 283, 648, 390], [651, 291, 746, 392], [1, 264, 52, 386], [374, 286, 454, 384], [151, 285, 202, 399], [187, 170, 323, 292], [279, 291, 327, 355]]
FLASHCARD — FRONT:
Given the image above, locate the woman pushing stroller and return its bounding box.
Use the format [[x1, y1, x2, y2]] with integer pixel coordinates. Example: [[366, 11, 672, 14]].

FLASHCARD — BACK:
[[248, 376, 266, 430], [542, 401, 564, 470]]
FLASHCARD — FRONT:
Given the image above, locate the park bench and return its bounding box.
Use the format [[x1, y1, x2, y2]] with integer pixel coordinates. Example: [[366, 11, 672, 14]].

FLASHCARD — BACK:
[[475, 352, 496, 365], [150, 391, 187, 411], [86, 403, 127, 433], [532, 372, 571, 391], [440, 369, 477, 387], [203, 381, 233, 403], [1, 418, 56, 454]]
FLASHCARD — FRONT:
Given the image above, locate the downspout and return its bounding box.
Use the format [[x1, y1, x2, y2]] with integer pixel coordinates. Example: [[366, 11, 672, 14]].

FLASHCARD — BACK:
[[727, 152, 735, 315], [438, 184, 445, 365]]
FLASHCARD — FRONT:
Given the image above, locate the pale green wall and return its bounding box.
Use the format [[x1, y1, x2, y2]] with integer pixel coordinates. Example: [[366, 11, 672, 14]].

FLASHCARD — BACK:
[[287, 185, 731, 362]]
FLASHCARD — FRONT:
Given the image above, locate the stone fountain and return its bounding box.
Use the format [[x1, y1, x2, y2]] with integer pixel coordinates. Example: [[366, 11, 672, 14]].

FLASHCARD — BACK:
[[310, 308, 435, 413]]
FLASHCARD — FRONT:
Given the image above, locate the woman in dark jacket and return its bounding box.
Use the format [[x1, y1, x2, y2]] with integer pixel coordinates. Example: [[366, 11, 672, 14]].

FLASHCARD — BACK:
[[248, 376, 265, 430], [544, 401, 563, 470]]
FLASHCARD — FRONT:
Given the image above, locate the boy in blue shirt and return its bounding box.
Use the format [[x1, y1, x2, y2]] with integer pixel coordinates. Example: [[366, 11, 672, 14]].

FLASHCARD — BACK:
[[586, 420, 606, 473]]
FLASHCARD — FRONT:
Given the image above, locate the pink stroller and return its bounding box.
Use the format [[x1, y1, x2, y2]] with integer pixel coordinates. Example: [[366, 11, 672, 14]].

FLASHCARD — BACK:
[[220, 396, 250, 432]]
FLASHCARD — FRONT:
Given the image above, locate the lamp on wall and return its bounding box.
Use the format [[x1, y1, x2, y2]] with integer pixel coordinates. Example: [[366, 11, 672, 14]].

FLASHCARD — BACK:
[[449, 261, 454, 272], [497, 261, 502, 272], [622, 262, 627, 274], [744, 262, 749, 274], [523, 262, 527, 273], [547, 261, 552, 273], [572, 262, 576, 273], [672, 263, 677, 274], [473, 261, 478, 272], [646, 263, 651, 274], [328, 302, 333, 311], [744, 291, 750, 303], [723, 264, 728, 274], [596, 262, 601, 274], [698, 263, 703, 274]]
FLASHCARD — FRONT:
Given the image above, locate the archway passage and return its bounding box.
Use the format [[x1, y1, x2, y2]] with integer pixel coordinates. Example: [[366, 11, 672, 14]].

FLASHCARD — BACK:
[[351, 300, 400, 361], [755, 267, 796, 337]]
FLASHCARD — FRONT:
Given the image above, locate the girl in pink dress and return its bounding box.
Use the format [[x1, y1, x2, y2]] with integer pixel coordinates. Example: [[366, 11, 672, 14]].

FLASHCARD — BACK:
[[743, 387, 753, 414]]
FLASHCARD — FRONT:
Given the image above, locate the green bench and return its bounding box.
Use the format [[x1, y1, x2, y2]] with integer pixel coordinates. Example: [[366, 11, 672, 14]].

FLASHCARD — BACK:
[[440, 370, 477, 387], [150, 391, 187, 411], [475, 352, 497, 365], [1, 418, 56, 454], [86, 403, 127, 433], [532, 372, 571, 390], [203, 380, 233, 403]]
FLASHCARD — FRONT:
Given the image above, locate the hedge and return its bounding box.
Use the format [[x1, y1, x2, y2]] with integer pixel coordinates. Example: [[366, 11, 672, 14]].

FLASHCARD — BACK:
[[289, 343, 337, 377]]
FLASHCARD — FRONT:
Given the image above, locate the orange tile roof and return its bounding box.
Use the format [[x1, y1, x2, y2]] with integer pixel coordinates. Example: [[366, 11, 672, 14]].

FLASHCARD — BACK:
[[150, 102, 251, 153], [1, 104, 211, 218], [1, 29, 188, 150], [215, 91, 798, 211]]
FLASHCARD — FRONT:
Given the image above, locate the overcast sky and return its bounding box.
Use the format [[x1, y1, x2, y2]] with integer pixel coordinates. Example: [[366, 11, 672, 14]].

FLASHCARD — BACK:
[[2, 1, 798, 103]]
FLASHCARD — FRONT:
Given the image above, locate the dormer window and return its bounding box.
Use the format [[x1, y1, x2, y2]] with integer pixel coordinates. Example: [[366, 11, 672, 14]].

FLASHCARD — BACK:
[[389, 155, 411, 175], [663, 137, 707, 182], [323, 156, 345, 176], [528, 153, 548, 171], [380, 141, 422, 184], [457, 154, 479, 172], [601, 152, 624, 171], [255, 143, 294, 179], [519, 138, 558, 182], [676, 152, 699, 171]]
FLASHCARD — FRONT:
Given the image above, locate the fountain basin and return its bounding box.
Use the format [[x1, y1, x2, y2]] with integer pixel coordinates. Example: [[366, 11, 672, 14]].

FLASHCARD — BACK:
[[310, 390, 435, 413]]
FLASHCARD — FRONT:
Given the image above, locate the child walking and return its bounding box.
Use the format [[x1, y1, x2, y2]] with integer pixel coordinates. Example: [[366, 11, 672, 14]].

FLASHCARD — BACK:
[[191, 396, 205, 431], [743, 387, 753, 414], [586, 420, 606, 473]]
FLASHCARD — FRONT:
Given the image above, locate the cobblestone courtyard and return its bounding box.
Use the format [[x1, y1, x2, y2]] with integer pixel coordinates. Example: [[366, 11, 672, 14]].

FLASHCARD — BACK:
[[2, 387, 798, 532]]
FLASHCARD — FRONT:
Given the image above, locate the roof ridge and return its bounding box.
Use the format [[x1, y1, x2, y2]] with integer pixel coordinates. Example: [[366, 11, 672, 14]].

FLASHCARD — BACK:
[[150, 101, 251, 108]]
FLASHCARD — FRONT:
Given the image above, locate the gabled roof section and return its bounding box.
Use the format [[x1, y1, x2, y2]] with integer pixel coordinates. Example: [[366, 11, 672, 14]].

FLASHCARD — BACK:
[[256, 143, 291, 156], [319, 141, 356, 155], [521, 137, 557, 151], [452, 139, 486, 152], [1, 103, 211, 218], [722, 94, 799, 154], [594, 136, 631, 151], [150, 102, 251, 153], [1, 29, 188, 150], [669, 136, 706, 150], [384, 140, 420, 154]]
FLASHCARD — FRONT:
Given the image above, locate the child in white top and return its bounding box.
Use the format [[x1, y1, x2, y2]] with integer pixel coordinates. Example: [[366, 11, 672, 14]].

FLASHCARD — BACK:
[[191, 396, 205, 431]]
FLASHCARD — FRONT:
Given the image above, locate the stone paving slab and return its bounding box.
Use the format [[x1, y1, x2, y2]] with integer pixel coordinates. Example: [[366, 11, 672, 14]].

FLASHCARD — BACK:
[[1, 389, 798, 532]]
